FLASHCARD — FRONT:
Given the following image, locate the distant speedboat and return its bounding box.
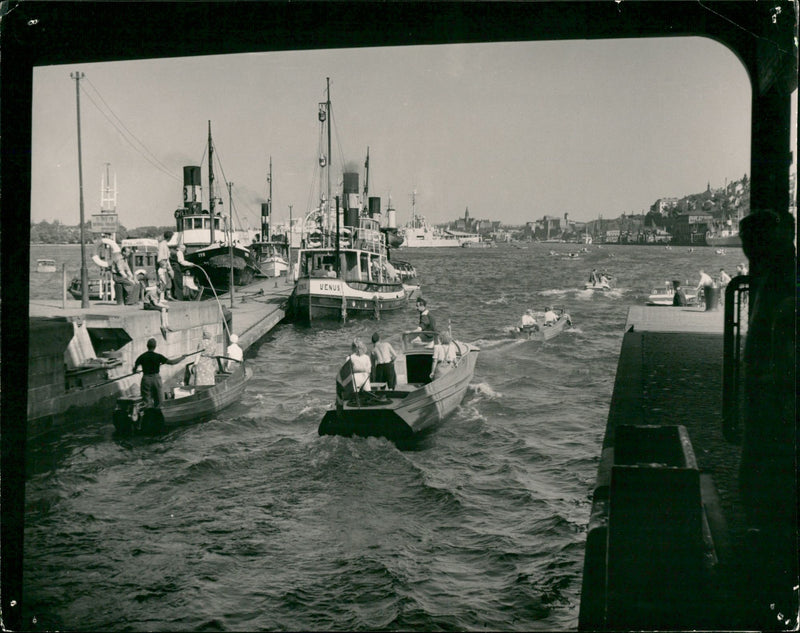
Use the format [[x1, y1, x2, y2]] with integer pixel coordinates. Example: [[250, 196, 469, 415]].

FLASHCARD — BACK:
[[319, 331, 478, 443]]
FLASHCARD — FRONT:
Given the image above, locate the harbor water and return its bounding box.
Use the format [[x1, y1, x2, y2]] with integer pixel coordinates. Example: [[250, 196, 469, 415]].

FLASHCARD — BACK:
[[24, 243, 744, 631]]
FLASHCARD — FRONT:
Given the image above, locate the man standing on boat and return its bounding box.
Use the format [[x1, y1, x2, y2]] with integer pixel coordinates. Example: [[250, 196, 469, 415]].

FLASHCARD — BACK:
[[371, 332, 398, 389], [133, 338, 188, 409], [415, 298, 437, 343]]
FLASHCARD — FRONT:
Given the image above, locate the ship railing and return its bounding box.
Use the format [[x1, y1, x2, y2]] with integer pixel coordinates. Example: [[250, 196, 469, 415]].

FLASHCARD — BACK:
[[722, 274, 749, 444]]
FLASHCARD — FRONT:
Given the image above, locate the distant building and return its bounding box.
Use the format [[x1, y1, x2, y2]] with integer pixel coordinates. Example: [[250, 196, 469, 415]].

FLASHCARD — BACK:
[[671, 213, 713, 245]]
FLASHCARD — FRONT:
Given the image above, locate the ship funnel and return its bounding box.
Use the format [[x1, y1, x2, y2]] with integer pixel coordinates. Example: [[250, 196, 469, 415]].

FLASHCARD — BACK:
[[261, 202, 271, 240], [183, 166, 202, 211], [368, 197, 381, 218], [343, 172, 359, 211], [387, 207, 397, 229]]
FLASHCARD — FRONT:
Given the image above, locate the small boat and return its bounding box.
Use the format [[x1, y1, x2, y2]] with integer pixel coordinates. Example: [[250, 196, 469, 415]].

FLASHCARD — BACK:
[[319, 331, 479, 443], [584, 277, 612, 291], [252, 240, 289, 277], [112, 357, 252, 435], [36, 259, 57, 273], [646, 281, 697, 306], [514, 311, 572, 341], [68, 276, 108, 300]]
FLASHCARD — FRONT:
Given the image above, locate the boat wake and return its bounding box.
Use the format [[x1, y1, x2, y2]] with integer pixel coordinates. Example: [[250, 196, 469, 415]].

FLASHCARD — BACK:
[[470, 336, 526, 350], [480, 295, 510, 305], [469, 381, 502, 399], [539, 288, 571, 296]]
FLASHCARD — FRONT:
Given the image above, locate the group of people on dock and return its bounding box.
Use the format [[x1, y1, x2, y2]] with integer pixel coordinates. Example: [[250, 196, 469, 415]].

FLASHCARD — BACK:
[[106, 230, 202, 338], [671, 264, 749, 307]]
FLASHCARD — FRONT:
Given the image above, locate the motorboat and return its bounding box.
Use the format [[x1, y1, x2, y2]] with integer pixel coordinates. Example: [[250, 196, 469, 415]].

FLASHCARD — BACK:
[[319, 330, 478, 443], [112, 356, 252, 435], [646, 281, 698, 306]]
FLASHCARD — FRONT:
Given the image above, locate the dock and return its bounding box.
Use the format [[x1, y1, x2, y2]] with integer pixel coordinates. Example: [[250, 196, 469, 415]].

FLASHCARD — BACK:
[[577, 303, 795, 631], [27, 277, 294, 438]]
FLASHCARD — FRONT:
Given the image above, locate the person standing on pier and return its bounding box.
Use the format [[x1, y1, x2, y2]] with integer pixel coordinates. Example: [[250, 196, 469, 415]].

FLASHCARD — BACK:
[[133, 338, 188, 409], [158, 230, 175, 299]]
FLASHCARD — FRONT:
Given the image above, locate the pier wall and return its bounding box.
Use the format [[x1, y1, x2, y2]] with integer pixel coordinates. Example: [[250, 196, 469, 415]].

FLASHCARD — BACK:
[[27, 303, 227, 438]]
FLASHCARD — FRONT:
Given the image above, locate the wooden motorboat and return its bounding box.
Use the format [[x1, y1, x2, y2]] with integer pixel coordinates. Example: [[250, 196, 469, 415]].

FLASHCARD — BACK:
[[112, 356, 252, 435], [646, 281, 698, 306], [515, 311, 573, 341], [319, 331, 478, 443]]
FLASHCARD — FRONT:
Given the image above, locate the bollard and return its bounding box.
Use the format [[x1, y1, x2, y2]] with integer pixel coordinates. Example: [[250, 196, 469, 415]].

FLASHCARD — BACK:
[[703, 284, 720, 311]]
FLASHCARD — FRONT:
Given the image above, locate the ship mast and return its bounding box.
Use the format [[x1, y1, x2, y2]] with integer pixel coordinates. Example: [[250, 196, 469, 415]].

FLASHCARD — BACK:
[[326, 77, 332, 237], [364, 146, 370, 208], [208, 120, 215, 243]]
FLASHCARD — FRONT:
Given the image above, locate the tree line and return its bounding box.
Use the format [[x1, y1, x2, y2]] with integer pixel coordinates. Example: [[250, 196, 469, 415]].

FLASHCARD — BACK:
[[30, 221, 174, 243]]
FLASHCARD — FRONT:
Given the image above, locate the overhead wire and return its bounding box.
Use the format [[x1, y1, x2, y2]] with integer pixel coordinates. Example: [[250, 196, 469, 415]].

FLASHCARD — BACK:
[[80, 77, 180, 182]]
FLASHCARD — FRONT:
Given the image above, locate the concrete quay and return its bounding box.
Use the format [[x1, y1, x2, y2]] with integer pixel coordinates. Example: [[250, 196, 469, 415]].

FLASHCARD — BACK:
[[27, 277, 294, 438], [578, 304, 756, 630]]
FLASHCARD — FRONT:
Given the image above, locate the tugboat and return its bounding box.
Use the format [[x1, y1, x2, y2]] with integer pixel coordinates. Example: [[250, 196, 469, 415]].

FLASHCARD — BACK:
[[173, 122, 260, 288], [285, 78, 410, 323]]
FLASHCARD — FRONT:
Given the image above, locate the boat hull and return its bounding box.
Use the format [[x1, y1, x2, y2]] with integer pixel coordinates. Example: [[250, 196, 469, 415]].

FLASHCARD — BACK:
[[515, 314, 572, 341], [319, 343, 478, 442], [185, 245, 259, 287], [289, 277, 407, 322], [112, 362, 252, 435]]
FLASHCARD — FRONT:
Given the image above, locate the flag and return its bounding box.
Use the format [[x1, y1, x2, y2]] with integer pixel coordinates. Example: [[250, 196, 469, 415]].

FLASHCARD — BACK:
[[335, 358, 355, 402]]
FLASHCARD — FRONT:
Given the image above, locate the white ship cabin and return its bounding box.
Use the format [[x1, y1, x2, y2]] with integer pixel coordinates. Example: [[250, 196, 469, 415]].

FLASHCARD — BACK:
[[174, 210, 253, 249], [296, 216, 394, 283]]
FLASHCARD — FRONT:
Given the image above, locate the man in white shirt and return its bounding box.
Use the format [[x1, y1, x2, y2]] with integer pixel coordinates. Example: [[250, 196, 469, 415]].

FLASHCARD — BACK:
[[696, 269, 714, 292], [544, 307, 558, 325]]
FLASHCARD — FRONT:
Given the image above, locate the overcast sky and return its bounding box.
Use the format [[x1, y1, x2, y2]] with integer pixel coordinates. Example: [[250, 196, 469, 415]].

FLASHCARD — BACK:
[[31, 36, 756, 230]]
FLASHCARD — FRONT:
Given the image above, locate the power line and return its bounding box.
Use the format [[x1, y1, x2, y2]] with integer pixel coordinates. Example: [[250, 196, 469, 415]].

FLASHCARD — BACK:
[[80, 77, 179, 182]]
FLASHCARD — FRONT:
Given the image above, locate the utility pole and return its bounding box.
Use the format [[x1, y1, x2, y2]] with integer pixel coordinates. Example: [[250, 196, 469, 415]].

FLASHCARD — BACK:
[[228, 181, 234, 308], [71, 71, 89, 307]]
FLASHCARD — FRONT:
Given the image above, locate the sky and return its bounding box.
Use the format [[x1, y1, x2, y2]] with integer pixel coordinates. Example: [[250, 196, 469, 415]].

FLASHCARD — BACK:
[[31, 36, 758, 230]]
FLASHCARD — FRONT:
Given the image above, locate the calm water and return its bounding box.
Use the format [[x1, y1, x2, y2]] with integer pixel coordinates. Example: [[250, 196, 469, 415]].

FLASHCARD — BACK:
[[24, 242, 744, 631]]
